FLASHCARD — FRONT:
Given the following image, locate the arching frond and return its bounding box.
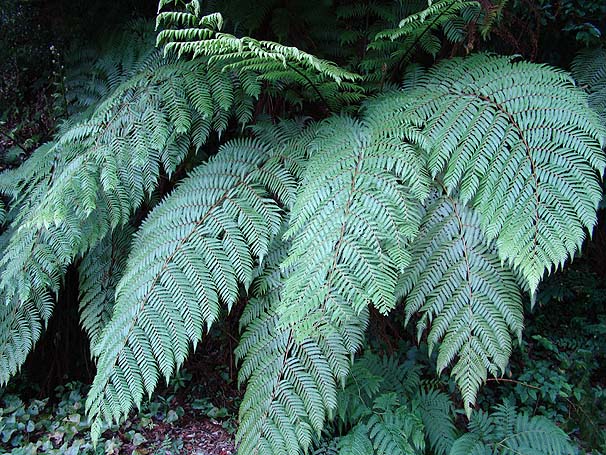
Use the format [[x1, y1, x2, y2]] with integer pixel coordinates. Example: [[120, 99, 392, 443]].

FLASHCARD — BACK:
[[391, 54, 606, 293], [0, 32, 262, 380], [85, 139, 298, 440], [400, 194, 523, 414], [156, 2, 364, 110], [280, 114, 428, 335]]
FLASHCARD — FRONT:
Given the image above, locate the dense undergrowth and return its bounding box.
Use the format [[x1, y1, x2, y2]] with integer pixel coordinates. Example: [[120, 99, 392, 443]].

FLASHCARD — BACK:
[[1, 276, 604, 454]]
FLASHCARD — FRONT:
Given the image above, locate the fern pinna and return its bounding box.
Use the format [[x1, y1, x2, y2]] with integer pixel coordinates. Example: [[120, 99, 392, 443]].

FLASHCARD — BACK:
[[0, 1, 604, 454]]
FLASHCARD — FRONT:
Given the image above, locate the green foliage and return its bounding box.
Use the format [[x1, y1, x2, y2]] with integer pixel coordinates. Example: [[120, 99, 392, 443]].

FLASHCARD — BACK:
[[0, 379, 202, 454], [156, 2, 364, 111], [572, 47, 606, 124], [328, 351, 451, 455], [77, 226, 133, 350], [400, 193, 523, 414], [86, 138, 299, 440], [366, 0, 480, 79], [450, 400, 573, 455], [1, 2, 606, 455]]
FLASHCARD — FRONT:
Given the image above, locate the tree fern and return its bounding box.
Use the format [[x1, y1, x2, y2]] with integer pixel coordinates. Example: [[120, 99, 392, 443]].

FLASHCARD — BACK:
[[1, 8, 605, 455], [417, 388, 457, 455], [0, 30, 265, 382], [450, 401, 574, 455], [64, 21, 158, 117], [85, 138, 298, 440]]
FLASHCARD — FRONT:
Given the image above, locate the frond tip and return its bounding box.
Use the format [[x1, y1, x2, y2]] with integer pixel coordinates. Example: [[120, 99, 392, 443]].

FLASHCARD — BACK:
[[400, 194, 523, 415]]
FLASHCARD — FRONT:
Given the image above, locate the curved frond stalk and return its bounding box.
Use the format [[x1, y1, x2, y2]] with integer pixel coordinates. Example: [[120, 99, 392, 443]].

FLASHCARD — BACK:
[[450, 401, 574, 455], [78, 225, 134, 351], [236, 233, 369, 455], [86, 138, 299, 441], [393, 54, 606, 293], [400, 194, 523, 414]]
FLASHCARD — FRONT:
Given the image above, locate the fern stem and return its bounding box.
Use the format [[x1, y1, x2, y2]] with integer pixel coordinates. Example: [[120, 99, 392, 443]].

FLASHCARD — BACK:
[[285, 62, 330, 112], [0, 128, 28, 154], [390, 1, 457, 81]]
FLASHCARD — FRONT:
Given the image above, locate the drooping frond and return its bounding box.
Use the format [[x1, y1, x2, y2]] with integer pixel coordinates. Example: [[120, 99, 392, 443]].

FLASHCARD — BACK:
[[399, 194, 523, 414], [0, 31, 264, 379], [242, 113, 429, 453], [450, 401, 574, 455], [280, 114, 428, 335], [572, 47, 606, 123], [78, 225, 133, 350], [86, 138, 299, 440], [236, 233, 369, 455], [0, 226, 52, 385], [390, 54, 606, 293]]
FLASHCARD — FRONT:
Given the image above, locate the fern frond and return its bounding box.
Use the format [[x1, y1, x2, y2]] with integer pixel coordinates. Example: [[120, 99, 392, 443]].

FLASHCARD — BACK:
[[0, 226, 52, 385], [363, 0, 479, 81], [156, 3, 364, 110], [394, 54, 606, 293], [572, 47, 606, 124], [0, 33, 263, 379], [336, 424, 373, 455], [157, 7, 357, 83], [400, 194, 523, 414], [78, 226, 133, 350], [450, 401, 574, 455], [236, 233, 369, 455], [85, 138, 298, 440], [366, 405, 425, 455], [417, 389, 456, 455], [65, 22, 157, 116], [280, 114, 428, 335], [375, 0, 479, 45]]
